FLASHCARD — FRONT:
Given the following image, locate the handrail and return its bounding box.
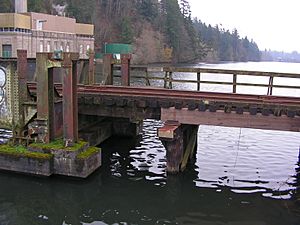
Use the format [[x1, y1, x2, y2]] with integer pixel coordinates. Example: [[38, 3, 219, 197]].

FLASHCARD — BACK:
[[113, 66, 300, 96], [163, 67, 300, 78]]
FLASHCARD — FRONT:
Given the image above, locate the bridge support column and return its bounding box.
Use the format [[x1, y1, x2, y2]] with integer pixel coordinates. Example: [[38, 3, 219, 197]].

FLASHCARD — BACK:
[[158, 121, 198, 173], [88, 52, 95, 85], [36, 53, 55, 143], [13, 50, 28, 138], [62, 53, 79, 147], [121, 54, 131, 86], [103, 54, 113, 85]]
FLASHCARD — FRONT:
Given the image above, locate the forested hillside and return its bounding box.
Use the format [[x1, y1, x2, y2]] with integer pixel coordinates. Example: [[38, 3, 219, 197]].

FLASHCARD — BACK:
[[0, 0, 261, 63]]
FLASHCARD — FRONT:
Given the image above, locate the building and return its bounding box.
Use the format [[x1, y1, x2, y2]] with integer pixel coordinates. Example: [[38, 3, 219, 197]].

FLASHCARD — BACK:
[[0, 0, 94, 59]]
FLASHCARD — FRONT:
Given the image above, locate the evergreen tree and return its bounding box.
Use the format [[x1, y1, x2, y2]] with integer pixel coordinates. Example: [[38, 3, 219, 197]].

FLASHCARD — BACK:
[[179, 0, 191, 19], [0, 0, 13, 13]]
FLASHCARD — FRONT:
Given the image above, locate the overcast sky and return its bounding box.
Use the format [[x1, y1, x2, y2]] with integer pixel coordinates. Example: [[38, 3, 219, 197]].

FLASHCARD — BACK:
[[189, 0, 300, 52]]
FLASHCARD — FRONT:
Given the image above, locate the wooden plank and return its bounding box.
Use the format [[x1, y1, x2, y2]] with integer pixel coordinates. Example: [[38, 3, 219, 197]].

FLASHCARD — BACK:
[[161, 107, 300, 132], [158, 124, 180, 139]]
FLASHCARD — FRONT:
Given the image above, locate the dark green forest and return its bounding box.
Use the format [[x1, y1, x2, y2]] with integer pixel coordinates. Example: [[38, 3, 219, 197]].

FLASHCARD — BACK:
[[0, 0, 261, 63]]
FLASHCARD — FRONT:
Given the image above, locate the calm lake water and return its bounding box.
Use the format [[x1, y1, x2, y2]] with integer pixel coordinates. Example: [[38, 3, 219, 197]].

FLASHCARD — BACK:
[[0, 62, 300, 225]]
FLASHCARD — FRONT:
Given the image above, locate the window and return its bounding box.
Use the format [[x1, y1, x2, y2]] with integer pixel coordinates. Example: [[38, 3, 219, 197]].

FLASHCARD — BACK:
[[36, 20, 46, 31], [47, 41, 51, 52], [66, 43, 70, 52], [54, 41, 58, 50], [2, 45, 12, 58], [60, 42, 64, 51], [79, 44, 83, 54], [39, 41, 44, 52]]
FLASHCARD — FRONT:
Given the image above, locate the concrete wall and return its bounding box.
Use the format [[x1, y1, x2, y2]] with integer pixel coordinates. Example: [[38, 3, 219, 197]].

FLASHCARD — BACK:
[[29, 12, 76, 33], [0, 154, 53, 176], [0, 13, 94, 59], [0, 31, 94, 58], [0, 13, 31, 29]]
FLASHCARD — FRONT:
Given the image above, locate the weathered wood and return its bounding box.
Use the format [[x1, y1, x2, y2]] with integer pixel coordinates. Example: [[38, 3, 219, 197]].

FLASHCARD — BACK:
[[267, 76, 274, 95], [163, 67, 300, 78], [158, 121, 183, 173], [197, 72, 201, 91], [180, 126, 198, 172], [169, 72, 173, 89], [233, 73, 237, 93], [161, 107, 300, 132], [164, 71, 168, 88]]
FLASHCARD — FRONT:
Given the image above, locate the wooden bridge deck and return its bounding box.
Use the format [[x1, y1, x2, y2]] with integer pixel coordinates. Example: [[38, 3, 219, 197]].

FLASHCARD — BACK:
[[26, 84, 300, 132]]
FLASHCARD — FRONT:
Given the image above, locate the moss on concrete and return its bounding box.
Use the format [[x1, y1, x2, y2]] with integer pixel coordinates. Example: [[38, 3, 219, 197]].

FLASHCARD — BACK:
[[0, 144, 53, 160], [29, 139, 88, 151], [76, 147, 100, 160]]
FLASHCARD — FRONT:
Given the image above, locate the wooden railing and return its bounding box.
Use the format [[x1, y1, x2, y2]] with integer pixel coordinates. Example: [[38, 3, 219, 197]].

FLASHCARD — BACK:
[[113, 66, 300, 96]]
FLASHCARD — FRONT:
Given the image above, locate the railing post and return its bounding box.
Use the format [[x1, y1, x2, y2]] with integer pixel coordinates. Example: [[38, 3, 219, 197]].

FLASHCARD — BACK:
[[233, 73, 237, 93], [197, 72, 201, 91], [145, 68, 150, 86], [267, 75, 274, 95], [164, 71, 168, 88], [169, 72, 173, 89]]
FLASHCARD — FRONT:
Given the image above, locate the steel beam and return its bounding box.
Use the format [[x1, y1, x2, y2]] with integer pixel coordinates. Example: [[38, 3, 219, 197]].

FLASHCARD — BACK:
[[88, 52, 95, 85], [121, 54, 131, 86], [16, 50, 28, 133], [36, 53, 55, 143], [62, 53, 79, 147], [103, 54, 113, 85]]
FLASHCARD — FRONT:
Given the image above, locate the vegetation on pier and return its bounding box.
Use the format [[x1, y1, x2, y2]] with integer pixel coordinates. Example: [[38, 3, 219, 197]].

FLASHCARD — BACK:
[[29, 139, 88, 151], [0, 0, 261, 63], [76, 147, 101, 160], [0, 144, 52, 160]]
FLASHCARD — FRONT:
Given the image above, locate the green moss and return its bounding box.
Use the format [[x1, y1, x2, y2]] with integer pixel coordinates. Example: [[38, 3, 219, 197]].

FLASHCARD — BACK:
[[76, 147, 100, 160], [29, 139, 87, 151], [0, 144, 52, 160]]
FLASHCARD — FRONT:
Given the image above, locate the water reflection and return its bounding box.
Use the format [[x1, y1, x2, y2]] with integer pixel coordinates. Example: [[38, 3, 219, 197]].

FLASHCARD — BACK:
[[0, 120, 299, 224], [0, 62, 300, 224]]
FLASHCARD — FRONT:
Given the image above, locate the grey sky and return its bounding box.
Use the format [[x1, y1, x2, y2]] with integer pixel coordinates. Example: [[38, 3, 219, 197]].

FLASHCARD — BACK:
[[189, 0, 300, 52]]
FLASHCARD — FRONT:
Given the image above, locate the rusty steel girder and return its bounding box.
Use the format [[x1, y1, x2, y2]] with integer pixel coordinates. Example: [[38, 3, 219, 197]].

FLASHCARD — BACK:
[[35, 52, 79, 146], [62, 53, 79, 147]]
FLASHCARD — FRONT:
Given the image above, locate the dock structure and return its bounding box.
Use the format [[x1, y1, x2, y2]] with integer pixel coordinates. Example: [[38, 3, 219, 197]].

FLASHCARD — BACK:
[[1, 50, 300, 177]]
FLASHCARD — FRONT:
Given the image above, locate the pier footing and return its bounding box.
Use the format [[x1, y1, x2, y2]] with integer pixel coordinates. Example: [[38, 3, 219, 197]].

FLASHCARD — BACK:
[[158, 121, 198, 173], [0, 140, 101, 178]]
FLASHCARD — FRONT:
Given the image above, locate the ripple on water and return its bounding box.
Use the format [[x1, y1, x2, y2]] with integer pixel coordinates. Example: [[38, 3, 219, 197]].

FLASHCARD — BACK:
[[0, 129, 11, 143], [195, 125, 300, 198], [125, 120, 300, 199]]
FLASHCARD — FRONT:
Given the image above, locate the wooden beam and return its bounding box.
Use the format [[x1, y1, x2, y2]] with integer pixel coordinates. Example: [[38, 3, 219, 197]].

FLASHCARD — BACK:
[[161, 107, 300, 132]]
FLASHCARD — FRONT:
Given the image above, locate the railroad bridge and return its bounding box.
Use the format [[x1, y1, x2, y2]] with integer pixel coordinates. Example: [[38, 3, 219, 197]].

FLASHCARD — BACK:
[[1, 50, 300, 177]]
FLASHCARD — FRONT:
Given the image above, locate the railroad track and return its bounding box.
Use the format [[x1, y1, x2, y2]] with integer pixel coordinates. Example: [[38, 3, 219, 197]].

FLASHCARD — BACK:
[[27, 82, 300, 107]]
